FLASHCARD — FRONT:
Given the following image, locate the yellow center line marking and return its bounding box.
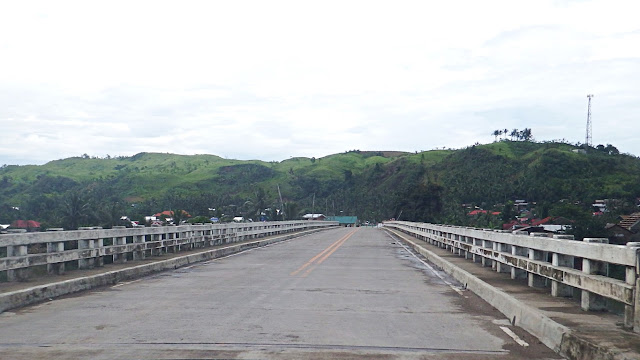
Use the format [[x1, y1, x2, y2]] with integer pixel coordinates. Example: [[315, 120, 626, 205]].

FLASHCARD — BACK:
[[290, 233, 348, 276], [291, 228, 358, 277], [301, 233, 353, 277]]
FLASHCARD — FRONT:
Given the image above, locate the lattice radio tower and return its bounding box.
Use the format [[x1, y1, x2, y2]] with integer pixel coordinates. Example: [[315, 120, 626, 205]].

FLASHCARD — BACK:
[[585, 94, 594, 147]]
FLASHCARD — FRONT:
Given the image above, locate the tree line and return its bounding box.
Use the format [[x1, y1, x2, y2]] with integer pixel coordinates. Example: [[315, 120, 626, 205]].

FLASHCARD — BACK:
[[492, 128, 533, 142]]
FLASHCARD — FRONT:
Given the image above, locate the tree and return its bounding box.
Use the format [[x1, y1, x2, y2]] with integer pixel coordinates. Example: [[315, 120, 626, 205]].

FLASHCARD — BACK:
[[501, 201, 515, 223], [283, 202, 300, 220], [492, 130, 500, 142], [605, 144, 619, 155], [98, 201, 124, 228], [61, 192, 90, 230], [170, 209, 187, 225], [510, 128, 519, 140]]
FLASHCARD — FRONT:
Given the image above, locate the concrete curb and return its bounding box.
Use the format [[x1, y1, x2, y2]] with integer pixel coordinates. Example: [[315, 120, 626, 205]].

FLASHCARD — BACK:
[[385, 228, 639, 360], [0, 228, 328, 314]]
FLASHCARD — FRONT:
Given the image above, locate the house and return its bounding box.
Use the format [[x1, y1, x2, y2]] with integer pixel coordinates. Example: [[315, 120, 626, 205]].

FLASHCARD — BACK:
[[606, 212, 640, 244], [154, 210, 191, 218], [326, 216, 358, 227], [592, 200, 608, 213], [152, 210, 191, 224], [10, 220, 41, 231], [619, 212, 640, 232], [512, 226, 546, 234], [506, 216, 572, 233], [502, 220, 521, 230], [514, 200, 528, 210], [303, 214, 326, 220]]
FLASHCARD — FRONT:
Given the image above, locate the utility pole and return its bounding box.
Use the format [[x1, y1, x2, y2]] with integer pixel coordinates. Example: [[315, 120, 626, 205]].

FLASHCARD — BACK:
[[277, 184, 284, 220], [585, 94, 594, 148]]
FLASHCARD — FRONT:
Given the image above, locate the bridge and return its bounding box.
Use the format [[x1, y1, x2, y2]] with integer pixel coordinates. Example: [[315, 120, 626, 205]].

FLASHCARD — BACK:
[[0, 221, 638, 359]]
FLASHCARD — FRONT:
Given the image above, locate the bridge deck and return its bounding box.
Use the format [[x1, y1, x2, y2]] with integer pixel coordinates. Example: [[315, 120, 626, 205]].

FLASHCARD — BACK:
[[0, 227, 559, 359]]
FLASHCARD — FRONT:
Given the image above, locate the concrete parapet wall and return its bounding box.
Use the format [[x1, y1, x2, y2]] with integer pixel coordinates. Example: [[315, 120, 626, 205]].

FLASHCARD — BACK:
[[0, 221, 337, 282], [0, 226, 331, 313], [385, 227, 639, 360], [385, 221, 640, 334]]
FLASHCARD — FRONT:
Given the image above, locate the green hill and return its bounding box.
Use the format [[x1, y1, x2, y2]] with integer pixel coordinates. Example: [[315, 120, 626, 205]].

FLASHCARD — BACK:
[[1, 142, 639, 231]]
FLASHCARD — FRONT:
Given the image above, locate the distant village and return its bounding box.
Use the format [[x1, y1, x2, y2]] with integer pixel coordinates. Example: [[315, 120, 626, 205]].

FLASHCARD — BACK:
[[3, 198, 640, 244], [464, 198, 640, 245], [1, 211, 361, 233]]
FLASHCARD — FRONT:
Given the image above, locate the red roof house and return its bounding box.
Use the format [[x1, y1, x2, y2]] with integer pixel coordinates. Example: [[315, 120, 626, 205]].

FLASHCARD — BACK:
[[154, 210, 191, 218], [11, 220, 41, 229]]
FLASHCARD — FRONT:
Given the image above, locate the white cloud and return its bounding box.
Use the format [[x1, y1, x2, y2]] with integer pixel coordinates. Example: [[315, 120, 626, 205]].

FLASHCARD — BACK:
[[1, 0, 639, 165]]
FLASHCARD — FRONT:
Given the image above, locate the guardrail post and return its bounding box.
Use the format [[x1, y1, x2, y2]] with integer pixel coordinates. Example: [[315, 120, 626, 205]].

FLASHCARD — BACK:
[[495, 242, 510, 273], [581, 238, 609, 311], [482, 239, 492, 267], [113, 236, 126, 263], [96, 238, 104, 267], [625, 242, 640, 332], [47, 241, 65, 275], [7, 245, 28, 281], [151, 234, 162, 256], [453, 235, 460, 255], [78, 239, 95, 269], [464, 236, 473, 260], [511, 245, 527, 279], [528, 233, 548, 288], [472, 238, 482, 264], [528, 248, 547, 287], [551, 252, 574, 297], [133, 235, 145, 260]]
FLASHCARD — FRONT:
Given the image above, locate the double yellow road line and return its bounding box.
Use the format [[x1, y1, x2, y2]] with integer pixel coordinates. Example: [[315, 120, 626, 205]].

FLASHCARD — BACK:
[[290, 228, 359, 277]]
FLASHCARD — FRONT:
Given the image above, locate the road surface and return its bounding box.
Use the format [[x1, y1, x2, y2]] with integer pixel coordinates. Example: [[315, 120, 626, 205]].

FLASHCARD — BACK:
[[0, 227, 560, 359]]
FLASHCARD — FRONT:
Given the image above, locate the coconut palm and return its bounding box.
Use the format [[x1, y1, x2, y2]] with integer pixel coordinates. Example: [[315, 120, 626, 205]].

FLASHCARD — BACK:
[[62, 192, 90, 230]]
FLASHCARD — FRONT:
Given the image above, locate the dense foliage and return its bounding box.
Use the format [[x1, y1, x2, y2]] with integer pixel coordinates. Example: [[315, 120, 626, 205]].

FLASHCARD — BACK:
[[1, 142, 639, 236]]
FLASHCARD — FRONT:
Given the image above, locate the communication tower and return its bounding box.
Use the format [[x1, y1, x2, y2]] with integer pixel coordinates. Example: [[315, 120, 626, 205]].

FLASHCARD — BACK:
[[585, 94, 594, 147]]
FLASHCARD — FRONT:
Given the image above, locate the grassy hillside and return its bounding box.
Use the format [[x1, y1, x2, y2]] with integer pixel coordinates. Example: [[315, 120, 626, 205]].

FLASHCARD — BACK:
[[1, 142, 639, 231]]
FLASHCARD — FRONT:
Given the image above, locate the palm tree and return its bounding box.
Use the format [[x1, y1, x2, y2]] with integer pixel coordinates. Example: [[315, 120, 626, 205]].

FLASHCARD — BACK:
[[170, 209, 187, 225], [492, 130, 500, 142], [283, 202, 300, 220], [99, 201, 123, 228], [62, 192, 90, 230], [510, 128, 519, 140]]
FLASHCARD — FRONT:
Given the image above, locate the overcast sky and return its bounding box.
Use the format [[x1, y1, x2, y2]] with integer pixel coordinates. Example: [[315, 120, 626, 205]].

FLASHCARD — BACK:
[[1, 0, 639, 165]]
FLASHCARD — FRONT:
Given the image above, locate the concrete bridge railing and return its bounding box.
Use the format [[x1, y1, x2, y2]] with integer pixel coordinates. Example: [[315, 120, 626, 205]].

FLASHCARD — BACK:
[[385, 221, 640, 333], [0, 220, 337, 283]]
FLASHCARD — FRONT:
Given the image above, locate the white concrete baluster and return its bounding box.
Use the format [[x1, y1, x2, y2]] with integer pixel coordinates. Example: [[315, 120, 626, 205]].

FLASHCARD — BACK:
[[581, 238, 609, 311], [624, 242, 640, 332]]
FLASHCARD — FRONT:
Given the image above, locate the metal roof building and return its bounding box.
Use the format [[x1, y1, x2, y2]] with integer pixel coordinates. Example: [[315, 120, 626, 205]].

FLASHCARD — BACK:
[[326, 216, 358, 226]]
